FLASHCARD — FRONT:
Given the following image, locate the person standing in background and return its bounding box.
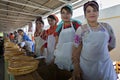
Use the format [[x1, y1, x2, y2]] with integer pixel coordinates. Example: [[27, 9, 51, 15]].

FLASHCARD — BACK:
[[72, 1, 117, 80], [54, 5, 82, 71], [37, 5, 82, 80], [9, 33, 14, 42], [34, 17, 47, 58], [45, 14, 59, 64], [13, 31, 18, 43]]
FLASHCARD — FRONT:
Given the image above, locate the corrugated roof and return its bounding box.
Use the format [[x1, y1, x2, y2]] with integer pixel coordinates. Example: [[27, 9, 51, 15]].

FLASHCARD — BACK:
[[0, 0, 89, 32]]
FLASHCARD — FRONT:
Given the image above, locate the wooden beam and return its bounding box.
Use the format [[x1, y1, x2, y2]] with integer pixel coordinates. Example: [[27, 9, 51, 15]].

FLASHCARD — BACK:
[[0, 2, 36, 14], [58, 0, 71, 3], [25, 0, 53, 11], [0, 17, 31, 22], [43, 0, 89, 18], [0, 14, 35, 20], [2, 0, 53, 11], [72, 0, 90, 9], [0, 9, 42, 16]]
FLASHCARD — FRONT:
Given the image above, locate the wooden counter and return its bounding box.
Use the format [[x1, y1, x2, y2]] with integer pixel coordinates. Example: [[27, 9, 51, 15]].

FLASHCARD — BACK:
[[14, 71, 43, 80]]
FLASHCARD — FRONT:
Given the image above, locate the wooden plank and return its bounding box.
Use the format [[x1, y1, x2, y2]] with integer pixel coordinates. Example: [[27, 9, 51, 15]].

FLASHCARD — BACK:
[[14, 71, 43, 80]]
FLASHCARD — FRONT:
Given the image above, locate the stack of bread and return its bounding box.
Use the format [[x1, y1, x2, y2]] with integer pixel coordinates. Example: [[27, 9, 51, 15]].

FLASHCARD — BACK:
[[4, 37, 10, 42], [8, 55, 39, 75], [4, 42, 24, 61], [5, 43, 19, 50], [4, 41, 39, 76], [4, 50, 24, 61]]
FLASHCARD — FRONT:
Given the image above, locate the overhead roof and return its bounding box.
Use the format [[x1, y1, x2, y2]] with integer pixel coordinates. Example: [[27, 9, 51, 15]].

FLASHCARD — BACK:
[[0, 0, 89, 32]]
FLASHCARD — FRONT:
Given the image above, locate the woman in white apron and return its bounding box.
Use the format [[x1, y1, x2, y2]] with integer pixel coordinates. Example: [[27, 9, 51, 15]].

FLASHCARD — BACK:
[[54, 5, 82, 71], [34, 17, 47, 57], [37, 5, 81, 80], [72, 1, 117, 80], [45, 14, 59, 64]]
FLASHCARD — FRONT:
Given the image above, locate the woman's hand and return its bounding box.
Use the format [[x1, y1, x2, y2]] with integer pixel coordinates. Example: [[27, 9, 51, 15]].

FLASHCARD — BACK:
[[40, 46, 44, 54], [72, 65, 82, 80]]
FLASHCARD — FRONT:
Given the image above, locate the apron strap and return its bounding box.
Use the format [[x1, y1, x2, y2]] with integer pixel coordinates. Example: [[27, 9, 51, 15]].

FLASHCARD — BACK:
[[87, 23, 92, 32], [61, 21, 74, 30]]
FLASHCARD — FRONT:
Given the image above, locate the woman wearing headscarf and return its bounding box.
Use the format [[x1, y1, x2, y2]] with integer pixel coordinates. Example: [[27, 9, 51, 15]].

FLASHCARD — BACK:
[[45, 14, 59, 64], [37, 6, 81, 79], [54, 5, 82, 71], [72, 1, 117, 80], [34, 17, 47, 58]]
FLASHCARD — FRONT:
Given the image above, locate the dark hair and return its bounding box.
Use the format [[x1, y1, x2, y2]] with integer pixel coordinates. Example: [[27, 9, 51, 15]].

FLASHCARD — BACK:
[[60, 5, 73, 15], [10, 33, 13, 35], [84, 1, 99, 14], [36, 17, 44, 25], [47, 15, 56, 20], [17, 29, 24, 32], [14, 31, 17, 33]]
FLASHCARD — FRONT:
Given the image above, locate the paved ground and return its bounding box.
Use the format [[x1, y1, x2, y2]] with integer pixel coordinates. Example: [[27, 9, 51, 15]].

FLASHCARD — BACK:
[[0, 38, 4, 80], [0, 56, 4, 80]]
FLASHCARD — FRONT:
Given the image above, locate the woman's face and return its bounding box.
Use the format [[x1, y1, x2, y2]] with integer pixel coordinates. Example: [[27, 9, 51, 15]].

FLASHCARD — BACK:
[[61, 9, 72, 22], [36, 21, 44, 29], [85, 6, 99, 23], [18, 31, 23, 36], [47, 18, 56, 26]]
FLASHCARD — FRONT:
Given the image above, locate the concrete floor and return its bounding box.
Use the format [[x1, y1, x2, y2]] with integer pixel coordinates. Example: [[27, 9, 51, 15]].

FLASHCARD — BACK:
[[0, 56, 4, 80]]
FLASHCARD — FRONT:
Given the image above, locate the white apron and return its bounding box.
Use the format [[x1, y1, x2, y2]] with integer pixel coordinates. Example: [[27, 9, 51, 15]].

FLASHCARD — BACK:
[[46, 34, 56, 64], [25, 41, 34, 52], [54, 22, 75, 71], [34, 36, 46, 57], [80, 23, 117, 80]]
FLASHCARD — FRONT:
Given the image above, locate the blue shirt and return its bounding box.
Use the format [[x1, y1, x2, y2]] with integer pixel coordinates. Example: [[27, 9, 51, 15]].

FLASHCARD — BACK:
[[23, 33, 32, 41]]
